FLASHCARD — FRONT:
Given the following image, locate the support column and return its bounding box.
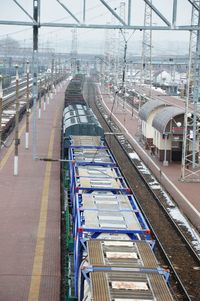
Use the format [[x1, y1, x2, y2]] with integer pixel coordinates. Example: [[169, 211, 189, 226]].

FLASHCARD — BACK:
[[32, 0, 40, 159], [0, 75, 2, 150], [14, 65, 20, 176], [38, 78, 42, 119], [43, 76, 46, 111], [25, 61, 30, 149]]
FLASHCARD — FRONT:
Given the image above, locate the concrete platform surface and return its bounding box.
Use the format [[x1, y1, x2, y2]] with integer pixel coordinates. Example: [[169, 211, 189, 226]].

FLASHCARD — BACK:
[[0, 83, 66, 301]]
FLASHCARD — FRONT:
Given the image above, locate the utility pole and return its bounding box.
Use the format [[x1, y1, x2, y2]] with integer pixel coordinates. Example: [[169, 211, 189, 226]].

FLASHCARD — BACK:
[[14, 65, 20, 176], [117, 1, 126, 85], [51, 55, 55, 97], [120, 30, 127, 108], [120, 29, 135, 109], [71, 28, 78, 76], [181, 1, 200, 182], [122, 39, 127, 91], [104, 22, 111, 88], [0, 75, 3, 150], [137, 1, 152, 139], [47, 75, 50, 104], [140, 0, 153, 102], [38, 78, 42, 119], [32, 0, 40, 160], [25, 61, 30, 149], [43, 76, 46, 111]]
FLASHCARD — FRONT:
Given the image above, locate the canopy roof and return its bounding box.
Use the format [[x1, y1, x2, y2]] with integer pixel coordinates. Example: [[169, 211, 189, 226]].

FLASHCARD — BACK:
[[152, 106, 184, 133], [139, 99, 166, 121]]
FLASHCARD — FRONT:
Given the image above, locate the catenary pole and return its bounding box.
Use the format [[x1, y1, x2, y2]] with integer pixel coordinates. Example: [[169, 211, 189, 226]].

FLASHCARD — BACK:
[[14, 65, 19, 175], [0, 75, 3, 150], [32, 0, 40, 159], [25, 61, 30, 149]]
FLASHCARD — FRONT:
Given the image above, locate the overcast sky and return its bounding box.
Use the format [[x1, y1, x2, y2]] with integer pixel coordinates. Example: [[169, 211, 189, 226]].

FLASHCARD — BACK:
[[0, 0, 193, 54]]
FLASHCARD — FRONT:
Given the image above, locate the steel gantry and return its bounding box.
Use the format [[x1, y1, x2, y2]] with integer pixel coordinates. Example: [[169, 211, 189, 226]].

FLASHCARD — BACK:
[[140, 0, 153, 97], [0, 1, 198, 31], [0, 0, 200, 182], [181, 0, 200, 182]]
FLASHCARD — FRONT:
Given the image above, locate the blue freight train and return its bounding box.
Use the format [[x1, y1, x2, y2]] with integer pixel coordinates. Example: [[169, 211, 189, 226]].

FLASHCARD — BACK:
[[62, 76, 174, 301]]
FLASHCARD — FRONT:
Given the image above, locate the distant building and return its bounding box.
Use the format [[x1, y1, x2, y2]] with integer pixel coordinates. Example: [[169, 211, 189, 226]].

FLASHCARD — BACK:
[[153, 70, 182, 86]]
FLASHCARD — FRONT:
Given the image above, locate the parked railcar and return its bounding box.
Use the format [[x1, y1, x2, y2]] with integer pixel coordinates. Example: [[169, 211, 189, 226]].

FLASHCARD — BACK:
[[65, 74, 86, 107], [79, 239, 173, 301], [63, 104, 104, 140], [2, 75, 11, 89]]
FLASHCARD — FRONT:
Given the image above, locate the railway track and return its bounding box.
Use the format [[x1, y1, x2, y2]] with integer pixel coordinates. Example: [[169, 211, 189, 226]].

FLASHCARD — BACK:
[[85, 78, 200, 301], [1, 75, 66, 144]]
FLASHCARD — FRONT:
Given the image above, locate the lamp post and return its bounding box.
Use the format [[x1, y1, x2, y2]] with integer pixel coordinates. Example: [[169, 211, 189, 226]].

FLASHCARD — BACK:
[[25, 61, 30, 149], [132, 89, 135, 117], [163, 133, 169, 166], [38, 78, 42, 119], [0, 75, 3, 150], [47, 75, 50, 104], [51, 56, 55, 98], [163, 120, 182, 166], [14, 65, 20, 176], [43, 76, 47, 111]]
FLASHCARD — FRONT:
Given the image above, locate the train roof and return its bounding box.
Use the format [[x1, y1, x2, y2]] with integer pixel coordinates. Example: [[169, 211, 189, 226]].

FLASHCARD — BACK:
[[75, 192, 150, 236], [70, 147, 114, 164], [80, 239, 174, 301], [76, 165, 118, 177], [68, 136, 115, 164], [70, 135, 103, 146], [75, 167, 128, 191], [63, 104, 104, 137]]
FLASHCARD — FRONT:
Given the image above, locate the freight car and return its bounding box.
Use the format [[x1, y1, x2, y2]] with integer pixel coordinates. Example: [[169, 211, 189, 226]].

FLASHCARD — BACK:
[[63, 104, 104, 145], [2, 75, 11, 89], [65, 74, 86, 107], [62, 77, 174, 301], [1, 75, 50, 142]]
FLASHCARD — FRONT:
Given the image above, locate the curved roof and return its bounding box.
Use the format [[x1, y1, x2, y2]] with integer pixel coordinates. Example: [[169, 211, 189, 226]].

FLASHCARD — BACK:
[[138, 99, 166, 121], [152, 106, 184, 133]]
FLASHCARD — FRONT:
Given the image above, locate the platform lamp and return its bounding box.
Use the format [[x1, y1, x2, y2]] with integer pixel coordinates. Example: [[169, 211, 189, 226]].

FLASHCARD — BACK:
[[38, 77, 42, 119], [14, 65, 20, 176], [132, 88, 135, 117], [25, 61, 30, 149], [163, 132, 169, 166], [43, 75, 47, 112], [0, 75, 3, 150]]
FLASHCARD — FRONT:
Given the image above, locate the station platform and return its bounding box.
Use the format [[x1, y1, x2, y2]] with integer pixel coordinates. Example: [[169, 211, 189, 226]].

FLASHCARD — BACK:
[[0, 83, 66, 300], [97, 84, 200, 231]]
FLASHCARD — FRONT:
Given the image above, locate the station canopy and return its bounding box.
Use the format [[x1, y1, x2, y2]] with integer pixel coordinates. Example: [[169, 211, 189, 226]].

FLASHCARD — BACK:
[[138, 99, 167, 121], [152, 106, 184, 133]]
